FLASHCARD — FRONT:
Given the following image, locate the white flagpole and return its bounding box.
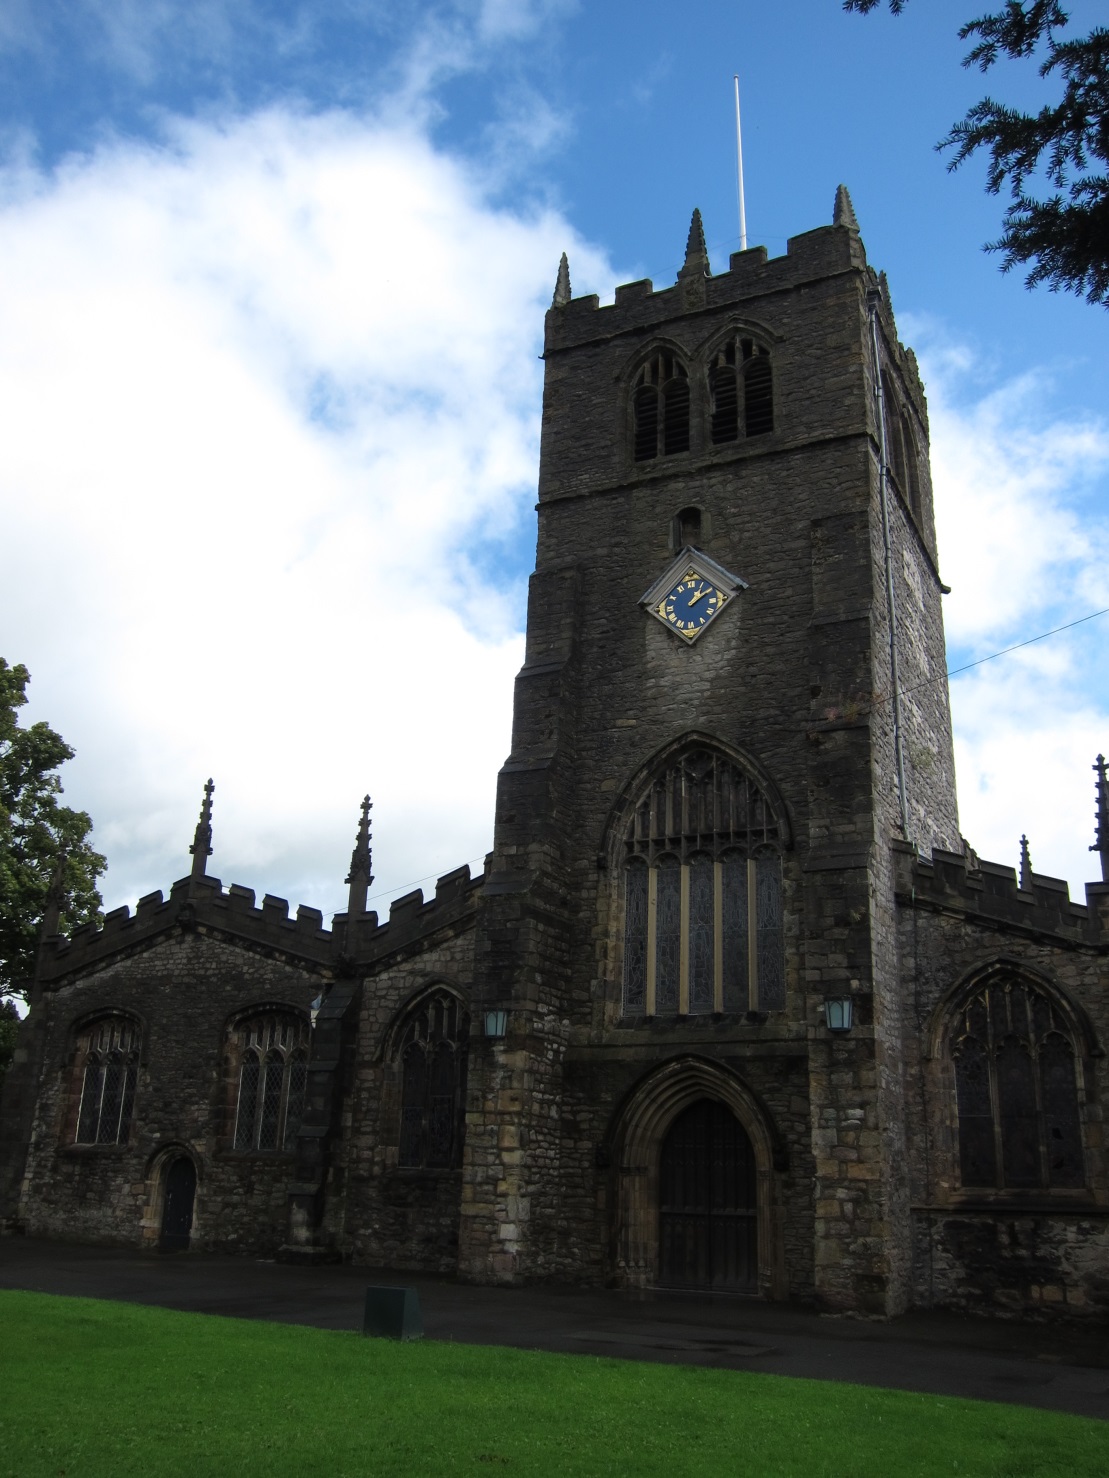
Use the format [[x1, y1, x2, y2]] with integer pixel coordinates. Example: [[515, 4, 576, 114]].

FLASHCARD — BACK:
[[734, 74, 747, 252]]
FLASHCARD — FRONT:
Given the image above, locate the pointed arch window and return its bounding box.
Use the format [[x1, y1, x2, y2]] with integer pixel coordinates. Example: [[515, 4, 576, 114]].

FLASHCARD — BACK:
[[394, 990, 470, 1169], [73, 1016, 140, 1145], [621, 750, 785, 1017], [709, 337, 773, 444], [633, 351, 690, 461], [229, 1012, 309, 1152], [949, 974, 1085, 1191]]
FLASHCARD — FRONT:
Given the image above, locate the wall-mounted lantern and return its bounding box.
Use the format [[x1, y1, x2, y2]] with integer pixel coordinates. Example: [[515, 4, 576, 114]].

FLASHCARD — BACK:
[[310, 995, 323, 1029], [483, 1008, 508, 1039], [823, 997, 853, 1033]]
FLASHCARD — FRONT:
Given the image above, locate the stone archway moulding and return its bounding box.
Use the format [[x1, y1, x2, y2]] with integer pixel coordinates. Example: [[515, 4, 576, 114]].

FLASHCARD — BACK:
[[140, 1142, 200, 1247], [609, 1056, 784, 1297]]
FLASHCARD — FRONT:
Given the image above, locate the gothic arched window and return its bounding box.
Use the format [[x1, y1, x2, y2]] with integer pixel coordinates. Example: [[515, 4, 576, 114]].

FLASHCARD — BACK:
[[74, 1016, 140, 1145], [709, 337, 773, 444], [949, 974, 1085, 1191], [230, 1011, 309, 1152], [395, 990, 470, 1169], [633, 351, 690, 461], [621, 749, 785, 1017]]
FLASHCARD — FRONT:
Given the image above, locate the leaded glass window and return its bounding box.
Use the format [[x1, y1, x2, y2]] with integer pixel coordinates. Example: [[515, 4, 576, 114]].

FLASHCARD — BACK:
[[620, 749, 785, 1016], [950, 976, 1085, 1191], [655, 857, 681, 1014], [395, 990, 469, 1170], [74, 1017, 140, 1146], [688, 855, 714, 1014], [623, 861, 648, 1013], [230, 1011, 310, 1153]]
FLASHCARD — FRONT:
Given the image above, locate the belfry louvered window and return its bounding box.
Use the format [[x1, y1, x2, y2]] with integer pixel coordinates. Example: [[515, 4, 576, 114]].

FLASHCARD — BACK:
[[709, 337, 773, 444], [74, 1017, 140, 1145], [950, 975, 1085, 1191], [231, 1012, 309, 1152], [396, 990, 469, 1169], [622, 750, 784, 1016], [633, 352, 690, 461]]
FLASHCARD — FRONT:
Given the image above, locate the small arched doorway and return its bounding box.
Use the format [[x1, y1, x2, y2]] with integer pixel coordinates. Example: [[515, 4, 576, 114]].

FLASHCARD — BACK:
[[659, 1099, 757, 1291], [160, 1156, 196, 1251]]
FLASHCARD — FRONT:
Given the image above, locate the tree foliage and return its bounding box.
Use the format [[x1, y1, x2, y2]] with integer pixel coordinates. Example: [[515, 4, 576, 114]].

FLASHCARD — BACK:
[[845, 2, 1109, 305], [0, 660, 105, 1002]]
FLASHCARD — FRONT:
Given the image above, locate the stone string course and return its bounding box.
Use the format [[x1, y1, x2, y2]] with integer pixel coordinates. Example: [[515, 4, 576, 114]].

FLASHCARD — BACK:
[[2, 206, 1104, 1320]]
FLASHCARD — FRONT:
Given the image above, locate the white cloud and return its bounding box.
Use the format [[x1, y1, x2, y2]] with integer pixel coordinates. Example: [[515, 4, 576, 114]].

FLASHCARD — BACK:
[[912, 322, 1109, 895], [0, 105, 611, 921]]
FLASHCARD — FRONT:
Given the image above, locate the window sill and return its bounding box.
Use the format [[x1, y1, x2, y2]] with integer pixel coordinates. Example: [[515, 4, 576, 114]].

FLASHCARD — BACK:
[[215, 1148, 297, 1161], [615, 1011, 780, 1029], [61, 1142, 131, 1156], [916, 1193, 1104, 1216]]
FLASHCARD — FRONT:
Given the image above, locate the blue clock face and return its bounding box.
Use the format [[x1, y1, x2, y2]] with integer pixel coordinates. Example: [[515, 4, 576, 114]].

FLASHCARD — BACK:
[[657, 570, 727, 639]]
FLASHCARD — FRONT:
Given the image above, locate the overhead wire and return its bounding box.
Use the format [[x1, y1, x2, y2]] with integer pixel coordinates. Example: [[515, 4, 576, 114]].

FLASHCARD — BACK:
[[363, 613, 1109, 902]]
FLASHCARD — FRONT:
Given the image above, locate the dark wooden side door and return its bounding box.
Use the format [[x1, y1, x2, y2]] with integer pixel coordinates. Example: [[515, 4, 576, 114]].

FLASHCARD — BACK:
[[659, 1099, 757, 1292], [160, 1156, 196, 1251]]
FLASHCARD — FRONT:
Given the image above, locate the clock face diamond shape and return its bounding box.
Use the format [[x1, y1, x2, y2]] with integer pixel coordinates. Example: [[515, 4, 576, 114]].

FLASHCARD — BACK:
[[657, 568, 727, 639], [640, 547, 747, 644]]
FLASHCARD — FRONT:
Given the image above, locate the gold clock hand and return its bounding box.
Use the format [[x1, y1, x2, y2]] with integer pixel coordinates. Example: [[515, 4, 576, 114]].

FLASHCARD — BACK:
[[687, 585, 712, 607]]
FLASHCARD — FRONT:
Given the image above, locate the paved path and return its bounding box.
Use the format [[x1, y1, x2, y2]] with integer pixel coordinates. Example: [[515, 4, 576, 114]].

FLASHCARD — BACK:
[[2, 1237, 1106, 1421]]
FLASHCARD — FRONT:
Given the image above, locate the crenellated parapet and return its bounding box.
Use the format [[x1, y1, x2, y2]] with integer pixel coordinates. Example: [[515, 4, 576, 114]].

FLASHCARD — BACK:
[[545, 220, 868, 358], [893, 838, 1109, 948], [35, 862, 486, 986]]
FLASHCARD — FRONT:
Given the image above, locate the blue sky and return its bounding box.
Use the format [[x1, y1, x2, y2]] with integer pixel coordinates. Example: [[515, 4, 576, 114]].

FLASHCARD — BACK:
[[1, 0, 1107, 929]]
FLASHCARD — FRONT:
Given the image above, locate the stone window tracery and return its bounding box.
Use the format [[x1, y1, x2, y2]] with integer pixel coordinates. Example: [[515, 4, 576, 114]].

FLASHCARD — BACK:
[[229, 1011, 309, 1153], [395, 990, 469, 1170], [709, 337, 773, 443], [73, 1016, 140, 1145], [633, 351, 690, 461], [621, 749, 784, 1017], [949, 974, 1085, 1191]]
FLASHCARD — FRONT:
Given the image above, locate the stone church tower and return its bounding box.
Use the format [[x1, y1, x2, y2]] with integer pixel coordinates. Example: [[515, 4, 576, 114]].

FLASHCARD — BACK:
[[459, 192, 959, 1313], [6, 190, 1104, 1319]]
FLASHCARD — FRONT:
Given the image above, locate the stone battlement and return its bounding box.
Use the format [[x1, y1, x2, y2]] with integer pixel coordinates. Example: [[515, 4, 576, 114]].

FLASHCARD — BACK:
[[545, 223, 867, 355], [36, 862, 484, 985], [893, 838, 1109, 946]]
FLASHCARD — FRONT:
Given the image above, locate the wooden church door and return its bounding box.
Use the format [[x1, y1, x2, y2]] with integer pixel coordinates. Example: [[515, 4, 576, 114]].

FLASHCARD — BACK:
[[160, 1156, 196, 1251], [659, 1099, 757, 1291]]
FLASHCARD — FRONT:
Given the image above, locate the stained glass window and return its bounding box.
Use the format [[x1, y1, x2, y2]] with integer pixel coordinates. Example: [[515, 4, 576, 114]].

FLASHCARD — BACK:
[[688, 855, 714, 1014], [655, 857, 681, 1014], [755, 854, 784, 1011], [950, 977, 1085, 1192], [395, 990, 469, 1170], [621, 748, 785, 1016], [622, 861, 648, 1015]]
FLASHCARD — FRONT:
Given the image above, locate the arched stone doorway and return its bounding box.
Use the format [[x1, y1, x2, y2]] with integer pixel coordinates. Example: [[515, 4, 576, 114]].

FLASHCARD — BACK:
[[611, 1057, 783, 1296], [159, 1155, 197, 1252], [659, 1099, 757, 1291]]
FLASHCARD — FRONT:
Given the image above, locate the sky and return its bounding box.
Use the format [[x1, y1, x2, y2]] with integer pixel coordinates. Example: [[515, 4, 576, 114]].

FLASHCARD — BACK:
[[1, 0, 1107, 938]]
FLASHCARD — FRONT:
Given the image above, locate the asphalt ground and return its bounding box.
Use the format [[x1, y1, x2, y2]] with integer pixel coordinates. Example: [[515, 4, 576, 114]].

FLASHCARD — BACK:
[[1, 1237, 1106, 1421]]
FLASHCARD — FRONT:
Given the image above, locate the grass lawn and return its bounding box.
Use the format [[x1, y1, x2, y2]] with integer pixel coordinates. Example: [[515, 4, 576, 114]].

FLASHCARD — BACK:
[[0, 1291, 1105, 1477]]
